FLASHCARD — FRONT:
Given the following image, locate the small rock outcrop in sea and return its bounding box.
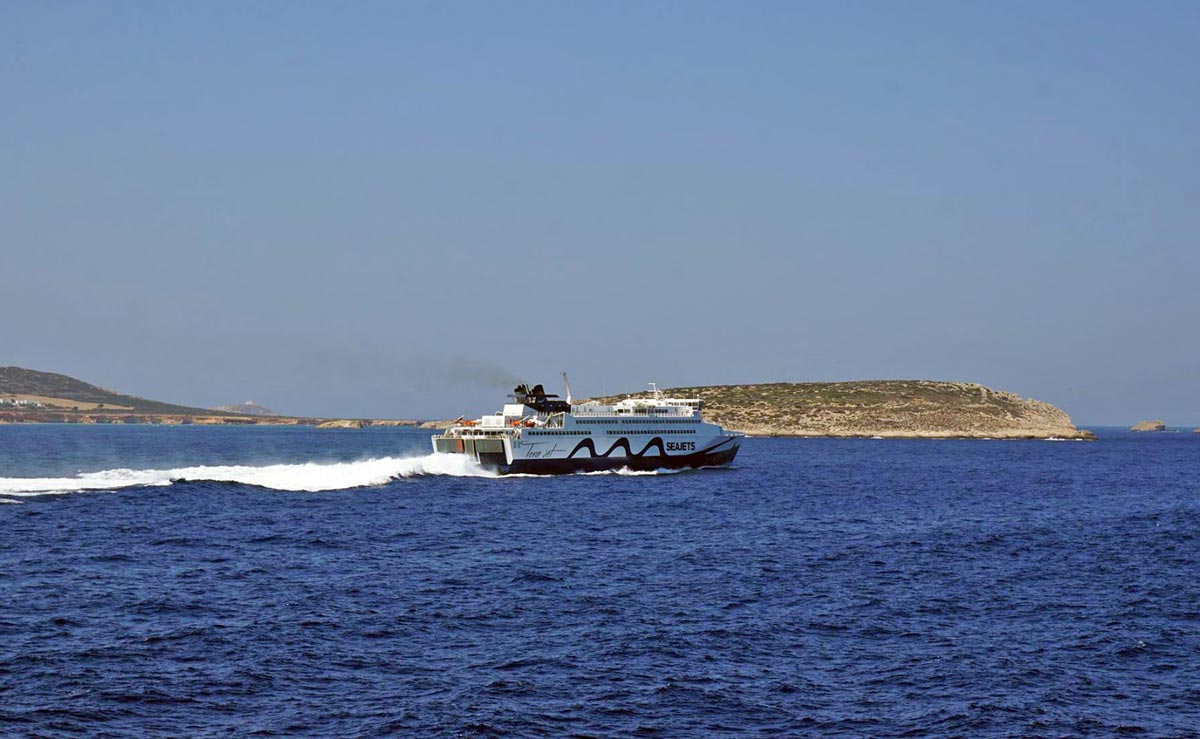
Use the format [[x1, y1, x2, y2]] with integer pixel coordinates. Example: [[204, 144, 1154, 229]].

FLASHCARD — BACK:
[[597, 380, 1095, 440], [1129, 420, 1166, 432], [317, 419, 365, 429]]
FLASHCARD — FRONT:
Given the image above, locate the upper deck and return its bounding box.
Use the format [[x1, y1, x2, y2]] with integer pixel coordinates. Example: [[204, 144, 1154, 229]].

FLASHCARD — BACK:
[[569, 397, 702, 418], [436, 380, 711, 438]]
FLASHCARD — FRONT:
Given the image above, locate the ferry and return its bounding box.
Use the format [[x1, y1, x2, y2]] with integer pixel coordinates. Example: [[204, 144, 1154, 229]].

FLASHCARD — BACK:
[[432, 375, 742, 475]]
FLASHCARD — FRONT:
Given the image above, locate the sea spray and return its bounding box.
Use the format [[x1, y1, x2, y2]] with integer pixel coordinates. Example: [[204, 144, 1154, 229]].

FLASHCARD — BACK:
[[0, 453, 496, 496]]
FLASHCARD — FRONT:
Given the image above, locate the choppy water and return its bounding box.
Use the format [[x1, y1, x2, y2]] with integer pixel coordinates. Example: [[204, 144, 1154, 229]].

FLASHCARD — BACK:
[[2, 425, 1198, 736]]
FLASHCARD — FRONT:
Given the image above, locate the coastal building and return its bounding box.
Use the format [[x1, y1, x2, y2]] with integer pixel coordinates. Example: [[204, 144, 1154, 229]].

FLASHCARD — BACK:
[[8, 399, 44, 408]]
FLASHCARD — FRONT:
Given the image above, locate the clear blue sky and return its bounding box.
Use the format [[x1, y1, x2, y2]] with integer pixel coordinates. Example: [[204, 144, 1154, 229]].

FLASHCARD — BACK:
[[3, 2, 1197, 424]]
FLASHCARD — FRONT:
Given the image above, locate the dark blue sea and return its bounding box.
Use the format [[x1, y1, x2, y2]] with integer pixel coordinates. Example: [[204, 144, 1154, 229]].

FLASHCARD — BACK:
[[2, 426, 1199, 737]]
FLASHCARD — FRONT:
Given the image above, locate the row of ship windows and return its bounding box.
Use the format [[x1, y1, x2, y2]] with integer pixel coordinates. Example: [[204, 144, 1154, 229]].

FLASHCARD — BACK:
[[574, 418, 697, 424], [526, 430, 590, 436], [524, 429, 698, 436]]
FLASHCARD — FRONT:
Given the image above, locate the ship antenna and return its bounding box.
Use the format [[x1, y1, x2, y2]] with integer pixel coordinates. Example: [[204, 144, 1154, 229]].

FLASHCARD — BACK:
[[561, 371, 573, 404]]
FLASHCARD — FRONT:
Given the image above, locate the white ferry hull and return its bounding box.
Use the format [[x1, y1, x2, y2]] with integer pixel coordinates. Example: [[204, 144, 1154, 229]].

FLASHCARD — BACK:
[[512, 435, 739, 475], [431, 380, 741, 475], [434, 433, 740, 475]]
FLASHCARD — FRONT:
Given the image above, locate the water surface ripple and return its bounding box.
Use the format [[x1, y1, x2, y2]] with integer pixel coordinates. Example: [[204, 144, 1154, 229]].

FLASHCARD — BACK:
[[1, 426, 1198, 736]]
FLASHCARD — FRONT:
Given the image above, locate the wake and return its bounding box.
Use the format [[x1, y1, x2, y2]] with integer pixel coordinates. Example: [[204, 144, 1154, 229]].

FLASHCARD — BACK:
[[0, 453, 496, 496]]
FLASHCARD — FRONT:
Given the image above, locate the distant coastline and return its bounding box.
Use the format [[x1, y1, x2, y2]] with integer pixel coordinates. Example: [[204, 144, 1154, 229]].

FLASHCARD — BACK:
[[1, 367, 1100, 439], [0, 412, 424, 428], [0, 367, 422, 429]]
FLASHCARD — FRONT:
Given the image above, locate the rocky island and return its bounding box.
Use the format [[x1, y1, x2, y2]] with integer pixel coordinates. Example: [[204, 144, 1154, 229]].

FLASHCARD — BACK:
[[597, 380, 1094, 439], [1129, 420, 1167, 432]]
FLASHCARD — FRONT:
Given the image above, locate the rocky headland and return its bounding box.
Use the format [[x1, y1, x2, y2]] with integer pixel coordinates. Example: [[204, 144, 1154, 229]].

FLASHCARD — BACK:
[[1129, 420, 1166, 432], [0, 367, 422, 429], [598, 381, 1093, 439], [212, 401, 277, 416], [0, 410, 424, 428], [314, 419, 421, 429]]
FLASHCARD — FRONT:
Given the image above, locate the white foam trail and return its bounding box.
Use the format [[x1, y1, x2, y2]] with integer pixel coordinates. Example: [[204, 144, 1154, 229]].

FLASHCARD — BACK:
[[460, 465, 694, 479], [0, 453, 495, 496], [614, 467, 688, 476], [576, 467, 689, 476]]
